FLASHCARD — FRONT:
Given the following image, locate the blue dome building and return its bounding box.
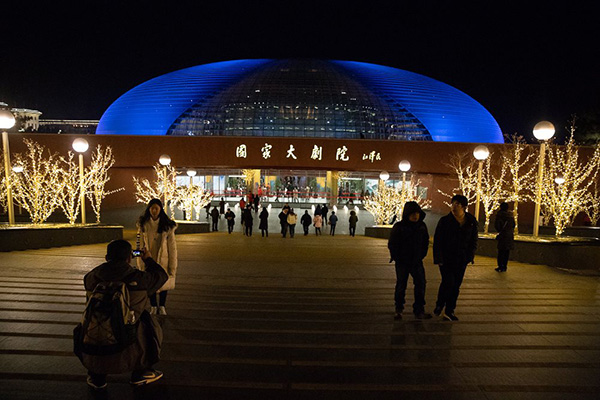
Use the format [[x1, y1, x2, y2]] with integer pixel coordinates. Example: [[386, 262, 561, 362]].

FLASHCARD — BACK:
[[97, 59, 502, 143]]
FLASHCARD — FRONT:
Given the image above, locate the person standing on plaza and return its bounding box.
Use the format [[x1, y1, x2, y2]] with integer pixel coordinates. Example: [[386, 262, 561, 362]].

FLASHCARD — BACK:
[[253, 194, 260, 213], [322, 204, 329, 226], [329, 211, 338, 236], [219, 197, 226, 217], [388, 201, 432, 320], [225, 207, 236, 234], [301, 210, 312, 236], [279, 207, 289, 237], [348, 210, 358, 237], [315, 204, 322, 217], [243, 204, 254, 236], [433, 194, 478, 321], [494, 202, 515, 272], [259, 206, 269, 237], [287, 208, 298, 238], [239, 197, 246, 210], [313, 213, 323, 235], [137, 198, 178, 316], [205, 201, 211, 219], [210, 206, 220, 231]]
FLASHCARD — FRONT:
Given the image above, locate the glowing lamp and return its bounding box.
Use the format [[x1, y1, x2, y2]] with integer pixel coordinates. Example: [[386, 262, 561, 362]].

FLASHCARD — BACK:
[[398, 160, 411, 172], [12, 165, 23, 173], [186, 169, 197, 177], [533, 121, 555, 141], [473, 145, 490, 161], [159, 154, 171, 166], [72, 138, 89, 153], [379, 171, 390, 181], [555, 175, 565, 185], [0, 109, 15, 129]]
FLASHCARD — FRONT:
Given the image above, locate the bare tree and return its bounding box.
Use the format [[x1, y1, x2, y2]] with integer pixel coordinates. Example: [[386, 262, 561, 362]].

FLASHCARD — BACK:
[[438, 152, 477, 207], [478, 153, 509, 233], [56, 151, 82, 224], [87, 145, 123, 223], [133, 163, 178, 216]]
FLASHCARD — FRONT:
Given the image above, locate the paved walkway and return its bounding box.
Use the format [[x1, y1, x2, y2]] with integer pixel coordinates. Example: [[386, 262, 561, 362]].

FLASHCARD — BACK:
[[1, 231, 600, 399]]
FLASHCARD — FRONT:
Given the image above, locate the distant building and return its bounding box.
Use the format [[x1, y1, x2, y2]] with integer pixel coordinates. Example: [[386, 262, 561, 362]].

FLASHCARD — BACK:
[[0, 102, 43, 132], [38, 119, 98, 134]]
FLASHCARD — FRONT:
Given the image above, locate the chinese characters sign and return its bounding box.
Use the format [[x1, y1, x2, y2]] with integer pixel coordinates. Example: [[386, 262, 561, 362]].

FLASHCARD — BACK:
[[235, 143, 383, 163]]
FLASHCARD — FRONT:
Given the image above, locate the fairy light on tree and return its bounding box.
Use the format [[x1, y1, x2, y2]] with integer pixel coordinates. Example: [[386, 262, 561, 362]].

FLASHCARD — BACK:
[[0, 153, 6, 214], [57, 151, 83, 224], [10, 139, 64, 224], [500, 134, 536, 233], [540, 122, 600, 236], [173, 184, 213, 221], [585, 180, 600, 226], [478, 153, 509, 233], [86, 145, 123, 223], [438, 152, 478, 207], [133, 163, 179, 216]]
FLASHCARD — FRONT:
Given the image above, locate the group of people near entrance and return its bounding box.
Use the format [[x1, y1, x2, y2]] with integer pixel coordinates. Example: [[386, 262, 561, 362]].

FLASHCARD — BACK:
[[76, 194, 515, 391], [388, 195, 515, 321]]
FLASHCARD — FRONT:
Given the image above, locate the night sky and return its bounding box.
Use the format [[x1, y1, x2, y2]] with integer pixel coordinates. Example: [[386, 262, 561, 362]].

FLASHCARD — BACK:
[[1, 2, 598, 142]]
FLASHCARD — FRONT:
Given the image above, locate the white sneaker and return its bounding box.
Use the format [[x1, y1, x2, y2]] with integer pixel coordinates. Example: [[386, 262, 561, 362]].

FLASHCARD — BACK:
[[150, 306, 157, 315], [158, 306, 167, 315]]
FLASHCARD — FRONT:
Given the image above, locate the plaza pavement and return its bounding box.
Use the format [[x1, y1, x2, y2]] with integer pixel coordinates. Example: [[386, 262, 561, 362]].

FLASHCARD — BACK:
[[1, 222, 600, 399]]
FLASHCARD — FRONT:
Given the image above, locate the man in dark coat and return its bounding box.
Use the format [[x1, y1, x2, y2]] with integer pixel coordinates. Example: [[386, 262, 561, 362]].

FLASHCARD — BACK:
[[210, 207, 220, 231], [279, 208, 289, 237], [77, 240, 168, 390], [243, 205, 254, 236], [219, 198, 226, 216], [224, 208, 236, 234], [433, 194, 478, 321], [301, 210, 312, 236], [322, 204, 329, 226], [329, 211, 338, 236], [494, 202, 515, 272], [388, 201, 432, 320], [259, 206, 269, 237]]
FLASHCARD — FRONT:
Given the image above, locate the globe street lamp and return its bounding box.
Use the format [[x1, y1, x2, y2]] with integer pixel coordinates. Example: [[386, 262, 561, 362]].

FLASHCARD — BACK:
[[0, 109, 16, 225], [398, 160, 411, 192], [72, 138, 89, 224], [554, 174, 565, 185], [532, 121, 555, 237], [473, 145, 490, 223], [186, 169, 197, 186], [159, 154, 171, 205]]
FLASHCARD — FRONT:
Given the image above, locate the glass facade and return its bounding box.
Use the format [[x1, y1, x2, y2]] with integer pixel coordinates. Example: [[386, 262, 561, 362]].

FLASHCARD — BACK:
[[169, 60, 429, 140]]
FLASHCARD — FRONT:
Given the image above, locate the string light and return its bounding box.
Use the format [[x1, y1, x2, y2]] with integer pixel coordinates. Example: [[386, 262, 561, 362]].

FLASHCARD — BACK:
[[57, 151, 82, 224], [133, 163, 179, 217], [86, 145, 123, 223], [173, 184, 213, 221]]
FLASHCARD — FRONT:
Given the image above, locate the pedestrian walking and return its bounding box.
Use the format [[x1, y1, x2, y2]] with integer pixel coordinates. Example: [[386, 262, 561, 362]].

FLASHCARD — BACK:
[[225, 208, 235, 234], [349, 210, 358, 236], [301, 210, 312, 235], [433, 194, 478, 321], [313, 213, 322, 235], [239, 197, 246, 210], [329, 211, 338, 235], [219, 198, 226, 216], [322, 204, 329, 226], [253, 194, 260, 213], [279, 208, 289, 237], [210, 207, 220, 231], [494, 202, 515, 272], [287, 209, 298, 238], [205, 202, 211, 219], [136, 198, 178, 316], [259, 206, 269, 237], [75, 240, 168, 390], [243, 204, 254, 236], [388, 201, 432, 320]]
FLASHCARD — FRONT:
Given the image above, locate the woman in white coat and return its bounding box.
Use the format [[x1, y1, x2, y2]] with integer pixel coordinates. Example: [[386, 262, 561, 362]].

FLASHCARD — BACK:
[[137, 198, 178, 315]]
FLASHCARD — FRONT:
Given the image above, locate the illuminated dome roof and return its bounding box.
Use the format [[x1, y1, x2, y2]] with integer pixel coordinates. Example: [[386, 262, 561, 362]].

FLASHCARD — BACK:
[[97, 59, 503, 143]]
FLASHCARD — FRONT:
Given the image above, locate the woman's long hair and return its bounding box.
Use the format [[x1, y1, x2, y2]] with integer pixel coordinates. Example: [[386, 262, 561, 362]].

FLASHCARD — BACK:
[[138, 198, 176, 233]]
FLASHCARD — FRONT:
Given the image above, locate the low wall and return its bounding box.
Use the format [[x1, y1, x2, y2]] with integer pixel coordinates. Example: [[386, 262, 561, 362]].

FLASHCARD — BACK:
[[538, 226, 600, 239], [175, 221, 210, 234], [0, 224, 123, 252]]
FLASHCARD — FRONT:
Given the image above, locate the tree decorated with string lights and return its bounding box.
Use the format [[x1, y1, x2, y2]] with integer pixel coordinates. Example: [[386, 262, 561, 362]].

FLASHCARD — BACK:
[[0, 154, 6, 214], [87, 145, 123, 223], [56, 151, 83, 224], [173, 184, 213, 221], [584, 180, 600, 226], [478, 153, 509, 233], [10, 139, 64, 224], [500, 134, 536, 233], [438, 152, 478, 207], [364, 175, 430, 225], [540, 125, 600, 235], [133, 163, 179, 216]]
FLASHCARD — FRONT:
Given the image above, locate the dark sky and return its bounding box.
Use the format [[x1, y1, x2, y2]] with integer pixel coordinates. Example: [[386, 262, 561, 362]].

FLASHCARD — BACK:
[[2, 2, 598, 141]]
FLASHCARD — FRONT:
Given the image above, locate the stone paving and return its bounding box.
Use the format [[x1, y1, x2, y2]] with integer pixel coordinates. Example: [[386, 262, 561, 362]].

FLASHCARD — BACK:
[[1, 226, 600, 399]]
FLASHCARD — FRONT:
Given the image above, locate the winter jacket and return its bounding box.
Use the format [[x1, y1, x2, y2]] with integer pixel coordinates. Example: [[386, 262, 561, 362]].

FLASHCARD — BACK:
[[225, 210, 236, 225], [433, 212, 478, 266], [313, 214, 323, 228], [278, 211, 289, 226], [301, 213, 312, 226], [243, 208, 254, 225], [219, 201, 226, 214], [211, 208, 220, 222], [137, 222, 178, 292], [329, 214, 338, 225], [287, 214, 298, 225], [494, 210, 515, 250], [79, 258, 168, 374], [259, 209, 269, 229], [388, 203, 429, 266], [349, 214, 358, 227]]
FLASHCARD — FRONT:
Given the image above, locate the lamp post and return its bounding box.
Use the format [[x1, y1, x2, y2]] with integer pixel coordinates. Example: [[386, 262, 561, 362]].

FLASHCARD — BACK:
[[398, 160, 411, 194], [1, 109, 16, 225], [473, 145, 490, 223], [186, 169, 196, 186], [12, 165, 23, 214], [72, 138, 89, 224], [532, 121, 555, 237], [159, 154, 171, 205], [379, 170, 389, 189]]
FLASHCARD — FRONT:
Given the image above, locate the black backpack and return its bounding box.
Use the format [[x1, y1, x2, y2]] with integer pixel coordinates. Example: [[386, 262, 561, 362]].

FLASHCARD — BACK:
[[74, 277, 138, 357]]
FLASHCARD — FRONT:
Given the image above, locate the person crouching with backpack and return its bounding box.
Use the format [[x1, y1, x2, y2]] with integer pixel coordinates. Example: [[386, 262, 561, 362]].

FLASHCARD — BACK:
[[75, 239, 168, 390]]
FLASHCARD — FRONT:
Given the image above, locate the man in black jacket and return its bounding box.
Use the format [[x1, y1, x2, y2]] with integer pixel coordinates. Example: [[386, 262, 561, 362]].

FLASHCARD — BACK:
[[300, 210, 312, 236], [433, 195, 478, 321], [388, 201, 432, 320]]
